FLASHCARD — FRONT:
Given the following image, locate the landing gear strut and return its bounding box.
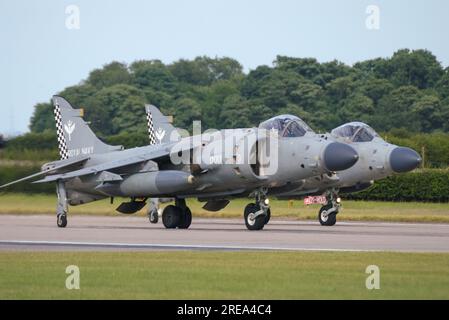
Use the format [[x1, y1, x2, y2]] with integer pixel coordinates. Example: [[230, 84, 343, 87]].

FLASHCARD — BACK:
[[162, 198, 192, 229], [56, 180, 68, 228], [244, 189, 270, 231], [318, 189, 340, 226]]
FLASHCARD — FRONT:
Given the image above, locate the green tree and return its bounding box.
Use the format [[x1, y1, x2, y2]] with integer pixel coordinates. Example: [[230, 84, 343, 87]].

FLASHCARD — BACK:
[[325, 76, 356, 102], [219, 95, 252, 129], [290, 81, 323, 110], [338, 94, 375, 124], [130, 60, 177, 93], [87, 62, 130, 89], [170, 56, 243, 85], [374, 86, 422, 131], [412, 95, 442, 132], [29, 103, 54, 133], [360, 78, 394, 103], [86, 84, 146, 136], [25, 51, 449, 142], [436, 68, 449, 99], [170, 98, 202, 130], [388, 49, 443, 89], [58, 84, 97, 107], [274, 56, 321, 80]]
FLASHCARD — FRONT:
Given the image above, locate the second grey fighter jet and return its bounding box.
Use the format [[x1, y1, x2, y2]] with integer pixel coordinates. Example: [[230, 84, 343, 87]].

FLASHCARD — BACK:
[[273, 121, 422, 226]]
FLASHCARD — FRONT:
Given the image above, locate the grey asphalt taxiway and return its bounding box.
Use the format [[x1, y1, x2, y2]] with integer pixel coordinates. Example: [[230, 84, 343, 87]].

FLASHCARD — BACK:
[[0, 215, 448, 252]]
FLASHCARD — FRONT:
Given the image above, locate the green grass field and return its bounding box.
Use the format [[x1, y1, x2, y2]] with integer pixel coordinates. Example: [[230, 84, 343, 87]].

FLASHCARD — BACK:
[[1, 251, 448, 299], [1, 193, 449, 223]]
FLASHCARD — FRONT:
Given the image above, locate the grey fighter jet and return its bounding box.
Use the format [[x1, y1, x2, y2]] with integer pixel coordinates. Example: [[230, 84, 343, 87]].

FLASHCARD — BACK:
[[273, 121, 422, 226], [0, 96, 360, 230]]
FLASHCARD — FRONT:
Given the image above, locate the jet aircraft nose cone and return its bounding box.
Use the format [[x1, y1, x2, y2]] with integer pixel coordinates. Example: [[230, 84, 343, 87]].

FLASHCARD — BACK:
[[323, 142, 359, 172], [389, 147, 422, 173]]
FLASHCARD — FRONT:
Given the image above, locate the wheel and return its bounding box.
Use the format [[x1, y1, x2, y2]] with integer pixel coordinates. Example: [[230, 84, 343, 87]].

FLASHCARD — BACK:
[[178, 207, 192, 229], [244, 203, 265, 231], [57, 214, 67, 228], [318, 205, 337, 226], [149, 209, 159, 224], [162, 205, 182, 229], [264, 208, 271, 224]]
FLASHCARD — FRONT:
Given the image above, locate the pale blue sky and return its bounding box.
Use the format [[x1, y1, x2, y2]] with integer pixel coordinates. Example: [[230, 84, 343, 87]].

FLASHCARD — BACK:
[[1, 0, 448, 134]]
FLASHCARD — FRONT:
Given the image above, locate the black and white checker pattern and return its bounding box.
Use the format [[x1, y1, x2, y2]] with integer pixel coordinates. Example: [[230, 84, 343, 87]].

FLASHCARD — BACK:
[[54, 104, 69, 160], [146, 111, 156, 145]]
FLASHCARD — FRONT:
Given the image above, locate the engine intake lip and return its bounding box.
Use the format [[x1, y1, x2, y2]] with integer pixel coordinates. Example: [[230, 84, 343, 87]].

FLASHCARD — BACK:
[[323, 142, 359, 172], [389, 147, 422, 173]]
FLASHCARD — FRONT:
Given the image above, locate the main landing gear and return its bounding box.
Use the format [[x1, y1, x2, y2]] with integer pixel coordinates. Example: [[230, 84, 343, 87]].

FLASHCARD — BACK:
[[56, 180, 68, 228], [244, 189, 271, 231], [318, 190, 341, 226], [162, 198, 192, 229]]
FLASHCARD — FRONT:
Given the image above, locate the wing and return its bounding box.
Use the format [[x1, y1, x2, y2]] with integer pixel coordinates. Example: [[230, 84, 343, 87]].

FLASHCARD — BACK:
[[33, 147, 173, 184], [2, 135, 199, 188]]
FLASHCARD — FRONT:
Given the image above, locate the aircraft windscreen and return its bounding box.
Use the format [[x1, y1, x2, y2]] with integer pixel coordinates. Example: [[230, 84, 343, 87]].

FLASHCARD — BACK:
[[259, 115, 313, 137], [331, 122, 380, 142]]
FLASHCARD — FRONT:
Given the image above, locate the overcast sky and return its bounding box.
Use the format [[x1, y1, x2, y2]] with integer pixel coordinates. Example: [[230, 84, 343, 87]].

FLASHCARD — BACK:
[[1, 0, 448, 135]]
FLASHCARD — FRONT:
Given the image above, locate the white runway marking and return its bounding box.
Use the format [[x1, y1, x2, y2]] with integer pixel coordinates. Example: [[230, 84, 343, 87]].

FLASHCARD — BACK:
[[0, 240, 378, 252]]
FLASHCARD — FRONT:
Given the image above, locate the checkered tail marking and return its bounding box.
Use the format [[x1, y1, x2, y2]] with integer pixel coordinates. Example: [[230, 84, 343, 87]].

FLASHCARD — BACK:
[[54, 104, 69, 160], [146, 110, 157, 145]]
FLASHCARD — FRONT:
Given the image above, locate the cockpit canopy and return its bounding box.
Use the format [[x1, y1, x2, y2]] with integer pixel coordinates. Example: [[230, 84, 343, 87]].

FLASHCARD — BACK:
[[331, 122, 380, 142], [259, 115, 314, 137]]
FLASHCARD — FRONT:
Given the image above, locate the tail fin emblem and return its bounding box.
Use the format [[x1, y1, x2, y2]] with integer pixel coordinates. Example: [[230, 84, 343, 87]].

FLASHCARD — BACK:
[[64, 120, 76, 141], [155, 127, 166, 143]]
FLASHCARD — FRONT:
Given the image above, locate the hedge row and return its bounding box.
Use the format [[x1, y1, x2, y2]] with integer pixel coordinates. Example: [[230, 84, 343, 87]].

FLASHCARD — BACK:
[[1, 165, 448, 202], [0, 165, 55, 194], [346, 169, 449, 202]]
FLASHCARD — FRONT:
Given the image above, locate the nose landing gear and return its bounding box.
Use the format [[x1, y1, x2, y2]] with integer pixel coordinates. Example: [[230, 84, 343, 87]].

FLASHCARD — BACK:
[[318, 190, 340, 226]]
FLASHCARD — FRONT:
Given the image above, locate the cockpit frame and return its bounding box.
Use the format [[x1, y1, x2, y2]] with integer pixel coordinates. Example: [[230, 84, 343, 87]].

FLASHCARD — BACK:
[[259, 115, 313, 138], [331, 122, 380, 142]]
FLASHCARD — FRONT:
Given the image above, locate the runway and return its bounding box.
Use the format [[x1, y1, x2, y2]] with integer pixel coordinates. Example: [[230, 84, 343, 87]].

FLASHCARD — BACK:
[[0, 215, 449, 252]]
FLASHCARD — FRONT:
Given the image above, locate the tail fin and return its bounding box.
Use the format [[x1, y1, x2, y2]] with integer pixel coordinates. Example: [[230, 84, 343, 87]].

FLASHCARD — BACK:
[[53, 96, 123, 159], [145, 104, 180, 145]]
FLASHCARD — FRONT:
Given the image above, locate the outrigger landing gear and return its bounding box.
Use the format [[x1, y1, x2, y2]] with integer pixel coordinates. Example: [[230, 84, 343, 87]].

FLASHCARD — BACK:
[[244, 189, 270, 231], [318, 189, 341, 226], [162, 198, 192, 229], [56, 180, 68, 228], [148, 198, 160, 224]]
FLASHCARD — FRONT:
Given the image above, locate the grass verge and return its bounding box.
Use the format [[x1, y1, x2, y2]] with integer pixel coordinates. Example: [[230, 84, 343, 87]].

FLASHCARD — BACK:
[[0, 251, 448, 299]]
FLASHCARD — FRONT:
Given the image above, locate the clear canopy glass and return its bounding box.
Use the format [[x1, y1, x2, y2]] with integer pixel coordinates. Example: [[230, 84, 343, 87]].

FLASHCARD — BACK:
[[259, 115, 313, 137], [331, 122, 380, 142]]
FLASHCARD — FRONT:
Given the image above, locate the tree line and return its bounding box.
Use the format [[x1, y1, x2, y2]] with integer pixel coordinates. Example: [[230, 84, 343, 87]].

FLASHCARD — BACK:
[[3, 49, 449, 167]]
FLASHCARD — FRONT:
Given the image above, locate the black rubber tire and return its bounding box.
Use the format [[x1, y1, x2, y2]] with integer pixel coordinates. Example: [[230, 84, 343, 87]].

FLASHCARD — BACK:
[[178, 207, 192, 229], [318, 205, 337, 226], [244, 203, 265, 231], [149, 209, 159, 224], [264, 208, 271, 225], [162, 205, 182, 229], [57, 214, 67, 228]]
